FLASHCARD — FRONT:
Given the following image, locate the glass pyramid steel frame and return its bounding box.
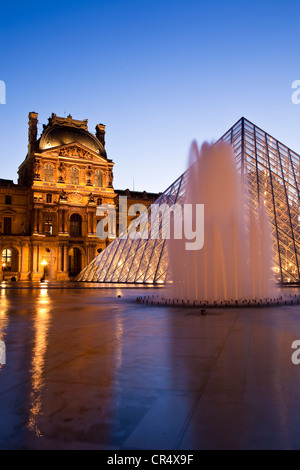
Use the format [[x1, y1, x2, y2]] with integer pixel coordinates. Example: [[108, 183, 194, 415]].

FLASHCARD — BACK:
[[77, 117, 300, 284]]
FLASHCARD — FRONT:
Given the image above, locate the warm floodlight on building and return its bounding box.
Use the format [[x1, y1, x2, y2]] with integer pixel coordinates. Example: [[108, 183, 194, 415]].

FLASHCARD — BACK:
[[41, 260, 48, 282]]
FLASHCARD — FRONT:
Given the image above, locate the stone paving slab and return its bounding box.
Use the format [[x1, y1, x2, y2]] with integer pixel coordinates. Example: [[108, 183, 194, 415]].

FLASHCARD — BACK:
[[1, 287, 300, 449]]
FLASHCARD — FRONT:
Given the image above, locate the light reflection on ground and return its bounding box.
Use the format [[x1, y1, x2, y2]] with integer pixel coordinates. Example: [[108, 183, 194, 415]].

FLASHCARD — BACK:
[[0, 286, 300, 449]]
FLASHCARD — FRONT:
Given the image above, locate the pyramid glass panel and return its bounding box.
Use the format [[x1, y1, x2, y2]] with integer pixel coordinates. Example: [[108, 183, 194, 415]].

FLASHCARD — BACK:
[[77, 117, 300, 284]]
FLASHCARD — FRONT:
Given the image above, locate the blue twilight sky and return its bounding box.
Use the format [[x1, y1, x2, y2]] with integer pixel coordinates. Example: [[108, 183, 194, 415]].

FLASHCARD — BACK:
[[0, 0, 300, 193]]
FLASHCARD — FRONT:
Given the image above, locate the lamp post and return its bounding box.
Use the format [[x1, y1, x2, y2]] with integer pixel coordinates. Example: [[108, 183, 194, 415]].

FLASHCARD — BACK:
[[41, 260, 48, 282], [2, 262, 6, 281]]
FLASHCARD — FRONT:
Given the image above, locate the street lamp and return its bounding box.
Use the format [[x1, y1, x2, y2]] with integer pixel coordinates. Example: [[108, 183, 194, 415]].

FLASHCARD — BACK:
[[41, 260, 48, 282], [2, 262, 6, 281]]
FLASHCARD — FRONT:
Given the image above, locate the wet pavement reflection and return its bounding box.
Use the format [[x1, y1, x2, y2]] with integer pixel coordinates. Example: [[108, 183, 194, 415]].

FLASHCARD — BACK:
[[1, 287, 300, 449]]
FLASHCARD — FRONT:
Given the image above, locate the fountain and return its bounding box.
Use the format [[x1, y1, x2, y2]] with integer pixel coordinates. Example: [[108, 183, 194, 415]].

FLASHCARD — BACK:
[[166, 140, 276, 305]]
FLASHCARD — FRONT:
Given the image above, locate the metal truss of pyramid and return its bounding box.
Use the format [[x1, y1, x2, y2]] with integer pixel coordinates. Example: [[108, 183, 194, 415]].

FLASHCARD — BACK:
[[77, 117, 300, 284]]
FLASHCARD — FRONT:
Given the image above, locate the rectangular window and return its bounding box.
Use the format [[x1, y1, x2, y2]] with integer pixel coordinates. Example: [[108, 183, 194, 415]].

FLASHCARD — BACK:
[[46, 194, 52, 204], [3, 218, 11, 235], [5, 196, 12, 205], [44, 217, 53, 235]]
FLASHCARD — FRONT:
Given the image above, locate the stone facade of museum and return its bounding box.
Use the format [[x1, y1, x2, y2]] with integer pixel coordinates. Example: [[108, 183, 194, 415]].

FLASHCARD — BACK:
[[0, 113, 158, 281]]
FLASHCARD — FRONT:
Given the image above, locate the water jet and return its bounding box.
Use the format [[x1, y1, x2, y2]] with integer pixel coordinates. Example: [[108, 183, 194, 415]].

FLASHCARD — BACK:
[[166, 141, 276, 306]]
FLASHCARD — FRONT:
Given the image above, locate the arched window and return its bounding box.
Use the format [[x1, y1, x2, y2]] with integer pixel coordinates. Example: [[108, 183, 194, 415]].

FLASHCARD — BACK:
[[97, 197, 102, 206], [44, 164, 54, 182], [2, 248, 19, 273], [2, 249, 12, 271], [95, 170, 103, 187], [70, 213, 82, 237], [70, 167, 79, 185]]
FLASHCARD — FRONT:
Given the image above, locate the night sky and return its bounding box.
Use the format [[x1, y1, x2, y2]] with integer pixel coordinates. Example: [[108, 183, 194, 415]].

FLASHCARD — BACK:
[[1, 0, 300, 192]]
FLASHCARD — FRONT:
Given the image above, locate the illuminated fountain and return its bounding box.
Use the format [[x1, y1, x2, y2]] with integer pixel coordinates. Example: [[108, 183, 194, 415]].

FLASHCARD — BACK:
[[166, 140, 276, 305]]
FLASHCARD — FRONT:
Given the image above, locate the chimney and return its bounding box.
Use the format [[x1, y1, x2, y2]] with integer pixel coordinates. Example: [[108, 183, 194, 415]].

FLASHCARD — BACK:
[[95, 123, 106, 147], [28, 112, 38, 155]]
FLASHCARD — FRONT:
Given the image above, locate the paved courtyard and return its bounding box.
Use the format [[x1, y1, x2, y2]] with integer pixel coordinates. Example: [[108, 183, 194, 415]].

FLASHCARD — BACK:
[[1, 285, 300, 449]]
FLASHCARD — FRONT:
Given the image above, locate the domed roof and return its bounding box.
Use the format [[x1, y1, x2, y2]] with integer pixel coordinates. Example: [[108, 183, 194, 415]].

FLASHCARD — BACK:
[[39, 115, 107, 158]]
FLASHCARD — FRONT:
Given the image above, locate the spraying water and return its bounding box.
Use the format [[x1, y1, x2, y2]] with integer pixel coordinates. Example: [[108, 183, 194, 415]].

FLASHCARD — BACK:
[[168, 141, 275, 303]]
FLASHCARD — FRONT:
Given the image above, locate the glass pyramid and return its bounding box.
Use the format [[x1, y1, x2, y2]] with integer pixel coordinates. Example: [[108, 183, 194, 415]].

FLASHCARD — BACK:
[[77, 117, 300, 284]]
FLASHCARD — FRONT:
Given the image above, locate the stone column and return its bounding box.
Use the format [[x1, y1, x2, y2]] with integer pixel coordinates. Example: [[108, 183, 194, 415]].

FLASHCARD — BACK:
[[60, 244, 64, 271], [31, 243, 41, 280], [63, 244, 68, 274], [58, 210, 63, 234], [86, 212, 90, 235], [56, 243, 69, 281], [38, 209, 44, 234], [62, 210, 66, 233], [20, 243, 29, 280], [92, 212, 97, 235], [64, 211, 69, 235], [32, 244, 38, 273], [57, 244, 62, 273], [33, 208, 38, 234], [89, 212, 93, 234]]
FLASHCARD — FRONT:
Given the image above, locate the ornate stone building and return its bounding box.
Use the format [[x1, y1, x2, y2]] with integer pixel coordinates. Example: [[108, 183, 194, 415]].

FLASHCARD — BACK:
[[0, 112, 158, 281]]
